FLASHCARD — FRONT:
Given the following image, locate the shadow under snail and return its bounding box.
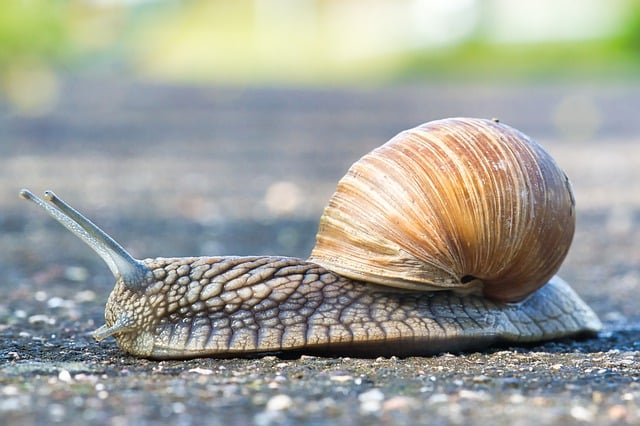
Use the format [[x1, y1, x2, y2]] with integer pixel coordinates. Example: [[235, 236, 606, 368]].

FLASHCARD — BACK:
[[21, 117, 601, 359]]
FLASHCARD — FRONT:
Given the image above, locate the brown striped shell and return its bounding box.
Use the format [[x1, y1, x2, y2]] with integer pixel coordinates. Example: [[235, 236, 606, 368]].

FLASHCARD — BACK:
[[308, 117, 575, 303]]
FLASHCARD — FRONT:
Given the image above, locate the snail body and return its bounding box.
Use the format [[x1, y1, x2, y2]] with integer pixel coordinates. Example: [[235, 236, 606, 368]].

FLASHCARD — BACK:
[[21, 118, 601, 359]]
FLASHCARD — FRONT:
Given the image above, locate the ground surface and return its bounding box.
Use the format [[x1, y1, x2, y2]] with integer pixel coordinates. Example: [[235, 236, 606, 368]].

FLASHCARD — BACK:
[[1, 78, 640, 425]]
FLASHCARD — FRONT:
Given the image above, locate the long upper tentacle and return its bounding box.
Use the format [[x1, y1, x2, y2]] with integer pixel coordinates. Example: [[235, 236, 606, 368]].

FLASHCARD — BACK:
[[20, 189, 150, 290]]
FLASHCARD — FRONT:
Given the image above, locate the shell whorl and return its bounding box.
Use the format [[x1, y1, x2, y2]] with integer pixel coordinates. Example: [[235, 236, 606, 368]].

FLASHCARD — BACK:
[[309, 117, 575, 303]]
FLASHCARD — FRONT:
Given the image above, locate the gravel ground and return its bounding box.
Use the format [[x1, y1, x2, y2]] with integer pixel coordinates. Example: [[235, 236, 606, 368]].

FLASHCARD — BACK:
[[1, 77, 640, 425]]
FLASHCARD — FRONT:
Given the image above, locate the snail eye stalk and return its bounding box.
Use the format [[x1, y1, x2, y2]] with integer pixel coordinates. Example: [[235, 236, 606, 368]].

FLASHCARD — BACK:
[[20, 189, 149, 290]]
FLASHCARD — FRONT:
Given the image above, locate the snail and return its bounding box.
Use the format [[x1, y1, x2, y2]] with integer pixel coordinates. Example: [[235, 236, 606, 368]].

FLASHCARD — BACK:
[[20, 117, 601, 359]]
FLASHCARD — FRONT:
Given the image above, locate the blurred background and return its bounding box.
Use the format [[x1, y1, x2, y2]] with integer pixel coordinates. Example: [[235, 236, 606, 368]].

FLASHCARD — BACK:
[[1, 0, 640, 114], [3, 3, 640, 425], [2, 0, 640, 314]]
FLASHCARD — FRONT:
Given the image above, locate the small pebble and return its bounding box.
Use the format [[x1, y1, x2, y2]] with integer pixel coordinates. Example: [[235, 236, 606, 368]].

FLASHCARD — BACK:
[[1, 385, 19, 396], [74, 290, 96, 302], [359, 388, 384, 414], [508, 394, 525, 404], [58, 370, 72, 383], [607, 404, 628, 422], [28, 314, 55, 325], [622, 392, 635, 401], [47, 297, 75, 309], [458, 389, 489, 401], [267, 375, 287, 389], [188, 368, 214, 375], [330, 373, 353, 383], [35, 291, 47, 302], [428, 394, 450, 404], [381, 396, 417, 412], [359, 388, 385, 403], [265, 394, 293, 411], [570, 405, 594, 423], [95, 383, 109, 400]]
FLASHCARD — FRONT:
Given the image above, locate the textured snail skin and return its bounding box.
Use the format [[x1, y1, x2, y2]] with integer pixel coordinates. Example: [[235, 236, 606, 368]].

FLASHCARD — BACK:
[[93, 256, 601, 359], [20, 117, 602, 359]]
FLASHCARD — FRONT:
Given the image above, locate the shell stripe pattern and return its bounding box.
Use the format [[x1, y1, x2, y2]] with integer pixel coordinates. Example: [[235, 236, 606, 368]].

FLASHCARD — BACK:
[[310, 118, 575, 302]]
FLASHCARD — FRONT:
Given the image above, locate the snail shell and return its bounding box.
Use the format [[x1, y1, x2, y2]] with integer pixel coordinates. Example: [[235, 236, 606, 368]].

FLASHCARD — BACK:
[[310, 118, 575, 303], [20, 117, 599, 359]]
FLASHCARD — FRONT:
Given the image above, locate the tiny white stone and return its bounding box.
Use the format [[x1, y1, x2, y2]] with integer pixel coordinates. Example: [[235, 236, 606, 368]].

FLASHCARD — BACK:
[[188, 368, 214, 375], [358, 388, 385, 414], [265, 394, 293, 411], [1, 385, 19, 396], [358, 388, 385, 403], [329, 373, 353, 383], [58, 370, 72, 383], [28, 314, 55, 325], [570, 406, 594, 423], [458, 389, 489, 401]]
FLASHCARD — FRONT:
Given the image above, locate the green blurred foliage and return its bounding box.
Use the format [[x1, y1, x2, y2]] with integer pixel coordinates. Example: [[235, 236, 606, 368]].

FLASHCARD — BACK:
[[396, 40, 638, 83], [0, 0, 140, 113], [0, 0, 70, 67], [124, 0, 640, 85], [0, 0, 639, 89], [617, 2, 640, 53]]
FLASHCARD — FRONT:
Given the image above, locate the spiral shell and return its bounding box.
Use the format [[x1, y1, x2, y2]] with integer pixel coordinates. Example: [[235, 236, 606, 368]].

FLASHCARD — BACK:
[[308, 117, 575, 303]]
